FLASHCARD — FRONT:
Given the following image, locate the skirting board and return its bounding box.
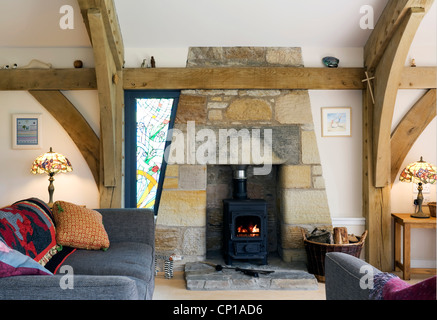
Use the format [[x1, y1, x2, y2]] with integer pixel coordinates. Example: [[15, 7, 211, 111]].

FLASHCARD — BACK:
[[331, 217, 366, 226]]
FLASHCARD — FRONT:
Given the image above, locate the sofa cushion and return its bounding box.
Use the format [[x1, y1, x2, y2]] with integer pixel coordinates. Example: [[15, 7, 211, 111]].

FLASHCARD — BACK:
[[61, 242, 154, 283], [52, 201, 110, 250], [1, 240, 52, 278], [0, 198, 57, 266]]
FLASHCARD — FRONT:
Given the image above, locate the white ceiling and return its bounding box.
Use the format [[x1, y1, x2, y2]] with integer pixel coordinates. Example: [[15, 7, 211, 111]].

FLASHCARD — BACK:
[[0, 0, 435, 48]]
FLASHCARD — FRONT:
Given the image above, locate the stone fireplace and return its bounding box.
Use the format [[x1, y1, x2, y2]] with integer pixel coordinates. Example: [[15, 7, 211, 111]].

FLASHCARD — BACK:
[[155, 47, 332, 271]]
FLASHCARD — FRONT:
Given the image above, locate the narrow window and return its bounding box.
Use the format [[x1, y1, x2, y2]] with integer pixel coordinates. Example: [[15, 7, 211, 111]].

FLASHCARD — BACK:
[[125, 91, 179, 214]]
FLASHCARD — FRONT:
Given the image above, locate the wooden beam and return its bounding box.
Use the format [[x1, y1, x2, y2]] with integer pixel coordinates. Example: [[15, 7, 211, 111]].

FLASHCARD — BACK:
[[1, 66, 433, 92], [399, 67, 437, 89], [362, 1, 433, 271], [123, 67, 365, 90], [391, 89, 437, 184], [364, 0, 434, 72], [372, 7, 426, 187], [78, 0, 124, 70], [29, 90, 100, 185], [88, 8, 117, 186], [0, 69, 96, 90], [362, 88, 392, 271]]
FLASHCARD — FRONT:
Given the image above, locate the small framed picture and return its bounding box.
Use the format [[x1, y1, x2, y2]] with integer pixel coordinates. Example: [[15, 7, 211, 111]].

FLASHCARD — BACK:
[[321, 107, 351, 137], [12, 114, 42, 149]]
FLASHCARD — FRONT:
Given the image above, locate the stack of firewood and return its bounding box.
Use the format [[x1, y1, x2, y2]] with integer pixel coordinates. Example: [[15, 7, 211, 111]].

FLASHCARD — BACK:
[[306, 227, 360, 244]]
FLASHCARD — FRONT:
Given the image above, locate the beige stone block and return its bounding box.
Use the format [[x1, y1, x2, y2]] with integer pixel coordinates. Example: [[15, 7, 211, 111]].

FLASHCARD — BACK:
[[157, 190, 206, 227], [281, 225, 305, 249], [266, 47, 303, 66], [179, 165, 207, 190], [312, 165, 323, 176], [226, 98, 272, 121], [163, 178, 178, 189], [155, 226, 181, 252], [312, 176, 326, 189], [280, 165, 311, 189], [208, 109, 223, 121], [182, 227, 206, 256], [301, 130, 321, 164], [282, 189, 331, 225], [165, 165, 179, 177], [275, 91, 313, 125], [207, 102, 228, 109], [175, 95, 207, 124], [278, 248, 307, 263]]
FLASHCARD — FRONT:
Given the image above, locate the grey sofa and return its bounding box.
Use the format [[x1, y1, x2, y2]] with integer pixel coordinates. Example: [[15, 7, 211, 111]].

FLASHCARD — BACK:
[[325, 252, 381, 300], [0, 208, 156, 300]]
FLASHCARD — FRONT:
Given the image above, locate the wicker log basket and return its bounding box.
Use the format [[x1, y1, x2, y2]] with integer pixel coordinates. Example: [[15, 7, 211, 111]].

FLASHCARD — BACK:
[[301, 228, 368, 282]]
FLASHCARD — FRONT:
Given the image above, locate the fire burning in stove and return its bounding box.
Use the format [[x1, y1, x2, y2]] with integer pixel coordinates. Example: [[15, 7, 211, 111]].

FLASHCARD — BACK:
[[236, 224, 260, 237]]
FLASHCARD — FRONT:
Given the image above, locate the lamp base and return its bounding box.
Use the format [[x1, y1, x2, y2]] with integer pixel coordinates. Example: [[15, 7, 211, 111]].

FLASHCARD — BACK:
[[410, 211, 430, 219]]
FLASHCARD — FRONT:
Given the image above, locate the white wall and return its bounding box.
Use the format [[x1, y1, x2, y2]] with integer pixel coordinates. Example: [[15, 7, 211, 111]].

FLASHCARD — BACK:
[[0, 90, 100, 209]]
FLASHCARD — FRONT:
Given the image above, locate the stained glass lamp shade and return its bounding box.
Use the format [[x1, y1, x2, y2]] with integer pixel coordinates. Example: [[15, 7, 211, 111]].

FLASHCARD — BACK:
[[31, 147, 73, 207], [399, 156, 436, 218]]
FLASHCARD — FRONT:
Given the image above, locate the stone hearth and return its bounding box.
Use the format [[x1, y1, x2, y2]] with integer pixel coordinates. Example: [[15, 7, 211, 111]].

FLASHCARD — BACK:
[[154, 47, 332, 273], [184, 254, 318, 291]]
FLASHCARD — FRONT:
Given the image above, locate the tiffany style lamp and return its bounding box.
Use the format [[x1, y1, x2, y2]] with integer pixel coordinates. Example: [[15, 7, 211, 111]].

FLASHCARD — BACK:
[[399, 156, 437, 218], [31, 147, 73, 207]]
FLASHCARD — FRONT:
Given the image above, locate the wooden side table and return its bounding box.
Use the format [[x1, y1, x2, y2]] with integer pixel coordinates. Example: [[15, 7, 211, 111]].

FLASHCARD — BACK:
[[392, 213, 436, 280]]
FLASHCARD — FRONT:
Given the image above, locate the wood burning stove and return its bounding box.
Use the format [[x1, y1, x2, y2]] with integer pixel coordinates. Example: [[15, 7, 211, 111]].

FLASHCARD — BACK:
[[223, 166, 268, 265]]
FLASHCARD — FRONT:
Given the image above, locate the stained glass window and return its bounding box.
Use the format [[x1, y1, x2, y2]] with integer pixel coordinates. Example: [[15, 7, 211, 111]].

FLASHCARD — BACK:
[[125, 91, 179, 213], [136, 98, 173, 209]]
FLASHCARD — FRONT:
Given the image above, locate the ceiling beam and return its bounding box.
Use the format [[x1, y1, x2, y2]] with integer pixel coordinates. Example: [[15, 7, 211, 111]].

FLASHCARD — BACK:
[[0, 69, 97, 90], [124, 67, 366, 90], [28, 90, 100, 185], [1, 67, 435, 91], [372, 7, 426, 187], [390, 89, 436, 184], [78, 0, 124, 70], [364, 0, 434, 72]]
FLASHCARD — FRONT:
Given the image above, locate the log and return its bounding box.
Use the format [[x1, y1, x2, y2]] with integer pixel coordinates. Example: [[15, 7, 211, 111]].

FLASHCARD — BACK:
[[333, 227, 349, 244]]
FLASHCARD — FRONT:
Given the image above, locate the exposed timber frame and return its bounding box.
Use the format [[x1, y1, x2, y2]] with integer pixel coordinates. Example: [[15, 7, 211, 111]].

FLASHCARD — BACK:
[[78, 0, 124, 208], [363, 0, 435, 271], [0, 1, 435, 238]]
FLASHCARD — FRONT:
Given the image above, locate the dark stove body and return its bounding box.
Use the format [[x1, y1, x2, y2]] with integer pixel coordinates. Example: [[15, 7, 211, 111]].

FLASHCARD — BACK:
[[223, 199, 268, 265]]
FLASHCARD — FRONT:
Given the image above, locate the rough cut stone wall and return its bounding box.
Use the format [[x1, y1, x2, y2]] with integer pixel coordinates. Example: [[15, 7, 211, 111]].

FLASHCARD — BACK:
[[155, 47, 332, 271]]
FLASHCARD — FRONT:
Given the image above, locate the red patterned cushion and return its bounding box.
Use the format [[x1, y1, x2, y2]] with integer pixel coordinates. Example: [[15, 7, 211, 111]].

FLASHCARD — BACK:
[[0, 198, 57, 266]]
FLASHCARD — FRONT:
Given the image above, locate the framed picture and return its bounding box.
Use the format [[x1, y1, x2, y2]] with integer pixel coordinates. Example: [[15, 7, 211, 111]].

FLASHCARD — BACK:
[[12, 114, 42, 149], [321, 107, 351, 137]]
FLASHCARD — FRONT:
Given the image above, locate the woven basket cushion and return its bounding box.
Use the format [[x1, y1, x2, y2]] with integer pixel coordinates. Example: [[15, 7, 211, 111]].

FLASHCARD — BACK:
[[52, 201, 109, 250]]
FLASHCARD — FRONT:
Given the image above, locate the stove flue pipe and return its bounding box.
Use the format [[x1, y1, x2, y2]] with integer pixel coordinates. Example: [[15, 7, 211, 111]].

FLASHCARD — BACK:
[[232, 165, 248, 200]]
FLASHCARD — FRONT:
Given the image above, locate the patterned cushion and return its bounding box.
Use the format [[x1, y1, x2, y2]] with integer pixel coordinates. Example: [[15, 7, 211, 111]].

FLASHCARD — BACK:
[[1, 239, 52, 278], [52, 201, 110, 250], [0, 198, 57, 266], [370, 272, 437, 300]]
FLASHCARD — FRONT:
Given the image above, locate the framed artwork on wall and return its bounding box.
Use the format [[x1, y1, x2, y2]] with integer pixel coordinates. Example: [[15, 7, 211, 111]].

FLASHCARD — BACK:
[[321, 107, 351, 137], [12, 114, 42, 149]]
